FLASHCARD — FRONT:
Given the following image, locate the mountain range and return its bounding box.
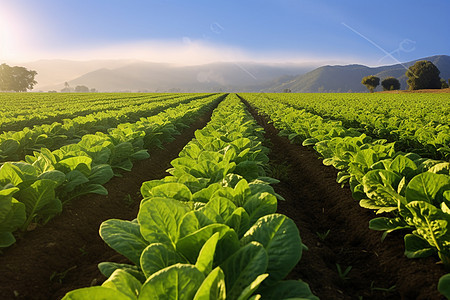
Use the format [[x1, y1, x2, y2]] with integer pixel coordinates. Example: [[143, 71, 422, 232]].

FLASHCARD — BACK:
[[266, 55, 450, 92], [25, 55, 450, 93]]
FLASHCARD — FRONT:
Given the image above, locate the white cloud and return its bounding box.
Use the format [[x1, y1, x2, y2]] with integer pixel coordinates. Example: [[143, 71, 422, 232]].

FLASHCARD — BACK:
[[14, 38, 356, 66]]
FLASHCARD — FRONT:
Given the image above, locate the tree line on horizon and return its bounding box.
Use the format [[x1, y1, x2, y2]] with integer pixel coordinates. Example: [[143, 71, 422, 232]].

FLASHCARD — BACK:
[[362, 60, 449, 92]]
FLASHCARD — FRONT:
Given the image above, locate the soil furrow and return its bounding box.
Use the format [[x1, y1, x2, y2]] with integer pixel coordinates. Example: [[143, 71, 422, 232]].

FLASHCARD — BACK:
[[0, 106, 216, 300], [242, 96, 446, 300]]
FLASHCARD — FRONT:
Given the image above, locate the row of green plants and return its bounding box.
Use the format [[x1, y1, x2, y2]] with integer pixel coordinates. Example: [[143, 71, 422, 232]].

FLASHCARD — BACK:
[[254, 93, 450, 160], [0, 93, 169, 131], [0, 93, 213, 162], [0, 94, 224, 249], [63, 94, 318, 300], [242, 93, 450, 298]]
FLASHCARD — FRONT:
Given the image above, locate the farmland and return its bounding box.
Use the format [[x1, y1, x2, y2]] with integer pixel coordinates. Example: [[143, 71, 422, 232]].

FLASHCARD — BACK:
[[0, 92, 449, 299]]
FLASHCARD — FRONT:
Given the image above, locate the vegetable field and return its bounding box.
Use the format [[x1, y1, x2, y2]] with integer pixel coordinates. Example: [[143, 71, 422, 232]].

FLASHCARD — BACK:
[[0, 92, 449, 299]]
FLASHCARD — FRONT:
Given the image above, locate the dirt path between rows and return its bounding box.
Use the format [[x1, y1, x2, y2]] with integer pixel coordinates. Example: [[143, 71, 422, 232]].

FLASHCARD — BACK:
[[0, 106, 216, 300], [242, 96, 447, 300]]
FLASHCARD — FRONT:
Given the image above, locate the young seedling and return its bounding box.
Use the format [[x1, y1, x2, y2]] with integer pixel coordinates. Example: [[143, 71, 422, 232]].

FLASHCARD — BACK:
[[336, 263, 352, 281], [79, 246, 88, 256], [316, 229, 330, 241], [370, 281, 396, 295], [50, 266, 77, 283]]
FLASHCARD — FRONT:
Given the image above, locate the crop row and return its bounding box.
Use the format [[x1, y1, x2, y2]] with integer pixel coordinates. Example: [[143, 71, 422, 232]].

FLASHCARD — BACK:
[[0, 93, 214, 162], [0, 93, 182, 131], [242, 93, 450, 298], [62, 94, 318, 300], [0, 93, 224, 249], [0, 93, 154, 131], [254, 93, 450, 160]]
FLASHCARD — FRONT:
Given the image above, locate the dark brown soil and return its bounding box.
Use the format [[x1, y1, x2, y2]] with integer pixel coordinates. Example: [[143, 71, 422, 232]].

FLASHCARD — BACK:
[[0, 108, 216, 300], [243, 97, 447, 300]]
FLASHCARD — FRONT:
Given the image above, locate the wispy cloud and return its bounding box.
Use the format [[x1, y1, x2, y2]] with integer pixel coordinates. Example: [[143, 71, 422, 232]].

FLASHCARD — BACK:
[[14, 38, 352, 66]]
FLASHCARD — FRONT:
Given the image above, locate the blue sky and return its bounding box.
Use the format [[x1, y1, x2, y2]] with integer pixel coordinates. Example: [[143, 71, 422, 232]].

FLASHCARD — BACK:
[[1, 0, 449, 65]]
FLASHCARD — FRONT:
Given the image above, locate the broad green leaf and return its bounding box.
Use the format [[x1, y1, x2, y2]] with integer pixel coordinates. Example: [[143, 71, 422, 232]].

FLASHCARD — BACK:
[[139, 264, 205, 300], [404, 233, 435, 258], [359, 198, 397, 213], [140, 243, 184, 278], [243, 192, 277, 225], [80, 184, 108, 196], [259, 280, 319, 300], [232, 179, 252, 207], [225, 207, 251, 238], [149, 183, 192, 202], [195, 233, 220, 275], [201, 197, 237, 223], [63, 170, 89, 193], [98, 262, 146, 283], [369, 217, 412, 240], [57, 156, 92, 175], [234, 161, 260, 180], [220, 241, 268, 300], [192, 183, 222, 203], [405, 201, 450, 259], [362, 169, 403, 211], [38, 170, 66, 187], [438, 274, 450, 299], [0, 232, 16, 248], [176, 224, 238, 264], [237, 274, 268, 300], [100, 219, 148, 266], [389, 155, 417, 179], [0, 199, 26, 232], [17, 179, 60, 221], [131, 149, 150, 161], [179, 211, 214, 239], [138, 197, 190, 245], [405, 172, 450, 205], [240, 214, 303, 286], [0, 162, 37, 186], [140, 180, 166, 198], [102, 269, 142, 300], [193, 267, 226, 300], [88, 165, 114, 185], [62, 286, 131, 300], [428, 162, 450, 175]]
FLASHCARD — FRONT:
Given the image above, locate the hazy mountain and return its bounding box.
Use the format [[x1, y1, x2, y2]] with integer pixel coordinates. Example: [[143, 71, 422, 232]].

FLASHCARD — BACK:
[[33, 61, 315, 92], [22, 59, 140, 89], [265, 55, 450, 92]]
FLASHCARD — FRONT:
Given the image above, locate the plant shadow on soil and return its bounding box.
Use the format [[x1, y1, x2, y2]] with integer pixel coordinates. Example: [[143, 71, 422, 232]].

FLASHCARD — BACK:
[[0, 107, 216, 300], [241, 96, 447, 300]]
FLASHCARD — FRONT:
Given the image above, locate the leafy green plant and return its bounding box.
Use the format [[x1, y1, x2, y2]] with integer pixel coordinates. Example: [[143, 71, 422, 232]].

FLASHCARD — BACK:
[[62, 94, 318, 300]]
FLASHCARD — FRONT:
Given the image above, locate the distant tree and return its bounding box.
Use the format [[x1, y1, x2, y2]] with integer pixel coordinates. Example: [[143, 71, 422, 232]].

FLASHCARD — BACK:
[[90, 88, 98, 93], [406, 60, 441, 90], [61, 82, 72, 92], [381, 77, 401, 91], [48, 90, 57, 93], [74, 85, 90, 93], [0, 63, 37, 92], [361, 75, 380, 93], [441, 79, 449, 89], [283, 88, 292, 93]]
